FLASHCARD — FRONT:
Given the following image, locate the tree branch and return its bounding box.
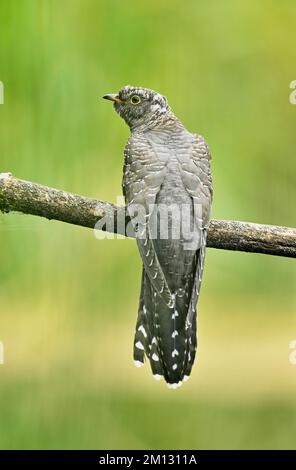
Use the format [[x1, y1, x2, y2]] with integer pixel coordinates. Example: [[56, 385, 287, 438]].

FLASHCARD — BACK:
[[0, 172, 295, 258]]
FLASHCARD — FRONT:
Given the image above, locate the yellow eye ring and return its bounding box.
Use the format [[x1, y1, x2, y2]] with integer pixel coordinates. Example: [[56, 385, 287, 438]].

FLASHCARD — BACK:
[[130, 95, 141, 105]]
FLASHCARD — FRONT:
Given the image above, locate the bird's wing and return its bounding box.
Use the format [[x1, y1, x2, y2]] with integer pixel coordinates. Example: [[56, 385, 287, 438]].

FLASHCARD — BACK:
[[123, 134, 174, 307], [178, 133, 212, 233], [175, 133, 212, 378], [178, 132, 213, 316]]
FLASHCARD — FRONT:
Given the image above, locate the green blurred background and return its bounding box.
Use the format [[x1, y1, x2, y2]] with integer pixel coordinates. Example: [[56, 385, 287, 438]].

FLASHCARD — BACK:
[[0, 0, 296, 450]]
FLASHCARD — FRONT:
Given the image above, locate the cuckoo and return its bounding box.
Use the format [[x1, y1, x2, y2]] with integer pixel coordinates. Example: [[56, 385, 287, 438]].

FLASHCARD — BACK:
[[103, 86, 213, 388]]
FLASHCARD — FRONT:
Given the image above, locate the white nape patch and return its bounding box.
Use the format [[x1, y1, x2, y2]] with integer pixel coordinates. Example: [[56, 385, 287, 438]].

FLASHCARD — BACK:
[[138, 325, 147, 338], [172, 310, 179, 319], [183, 375, 190, 382], [152, 337, 157, 345], [172, 363, 178, 370], [153, 374, 162, 381], [171, 330, 178, 338], [135, 341, 145, 351], [150, 103, 162, 113], [152, 353, 159, 362], [172, 349, 179, 358], [134, 360, 144, 368]]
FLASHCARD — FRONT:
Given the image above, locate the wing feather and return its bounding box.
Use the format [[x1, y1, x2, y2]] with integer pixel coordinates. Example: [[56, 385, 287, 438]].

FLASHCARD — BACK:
[[123, 134, 174, 307]]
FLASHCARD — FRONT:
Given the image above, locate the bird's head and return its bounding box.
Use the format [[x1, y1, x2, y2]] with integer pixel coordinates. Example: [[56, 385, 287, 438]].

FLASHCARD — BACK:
[[103, 85, 171, 130]]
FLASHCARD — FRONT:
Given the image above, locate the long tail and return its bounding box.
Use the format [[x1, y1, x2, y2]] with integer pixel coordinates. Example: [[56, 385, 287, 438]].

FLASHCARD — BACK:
[[133, 234, 206, 388]]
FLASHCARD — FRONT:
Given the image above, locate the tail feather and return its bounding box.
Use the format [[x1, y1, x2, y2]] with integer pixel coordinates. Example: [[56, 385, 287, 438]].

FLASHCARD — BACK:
[[182, 230, 207, 378], [133, 270, 165, 378], [133, 232, 207, 387]]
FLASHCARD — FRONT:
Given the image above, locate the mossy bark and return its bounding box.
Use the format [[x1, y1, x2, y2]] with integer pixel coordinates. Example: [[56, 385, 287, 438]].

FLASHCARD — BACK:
[[0, 173, 296, 258]]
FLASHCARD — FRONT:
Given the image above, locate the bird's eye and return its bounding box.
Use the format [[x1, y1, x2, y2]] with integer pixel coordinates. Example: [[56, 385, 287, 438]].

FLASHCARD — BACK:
[[130, 95, 141, 105]]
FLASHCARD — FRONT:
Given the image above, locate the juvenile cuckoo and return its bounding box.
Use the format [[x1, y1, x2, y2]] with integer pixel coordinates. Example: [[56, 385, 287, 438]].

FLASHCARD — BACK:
[[103, 86, 212, 388]]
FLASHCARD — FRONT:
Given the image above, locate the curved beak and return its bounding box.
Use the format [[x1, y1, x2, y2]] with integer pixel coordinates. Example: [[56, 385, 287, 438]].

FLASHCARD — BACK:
[[102, 94, 125, 104]]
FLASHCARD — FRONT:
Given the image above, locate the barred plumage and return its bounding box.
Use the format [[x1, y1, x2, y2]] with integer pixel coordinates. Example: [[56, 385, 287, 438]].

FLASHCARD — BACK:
[[103, 85, 212, 388]]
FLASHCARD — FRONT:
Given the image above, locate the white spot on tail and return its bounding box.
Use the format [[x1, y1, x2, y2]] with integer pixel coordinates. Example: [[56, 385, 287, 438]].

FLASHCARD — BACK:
[[168, 293, 176, 308], [152, 337, 157, 345], [134, 360, 144, 368], [172, 349, 179, 358], [183, 375, 190, 382], [185, 319, 191, 330], [143, 305, 147, 315], [172, 363, 178, 370], [138, 325, 147, 338], [172, 310, 179, 319], [167, 383, 179, 390], [153, 374, 162, 381], [172, 330, 178, 338], [135, 341, 144, 351], [152, 353, 159, 361]]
